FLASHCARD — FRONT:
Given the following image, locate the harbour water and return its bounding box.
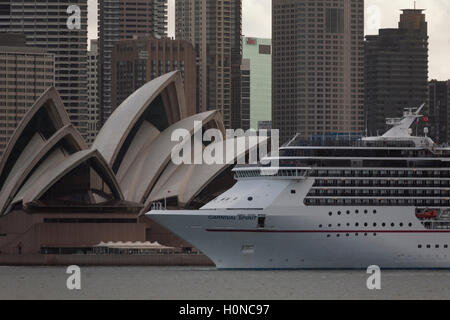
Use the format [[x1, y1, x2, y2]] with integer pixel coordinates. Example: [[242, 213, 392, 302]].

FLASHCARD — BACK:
[[0, 266, 449, 300]]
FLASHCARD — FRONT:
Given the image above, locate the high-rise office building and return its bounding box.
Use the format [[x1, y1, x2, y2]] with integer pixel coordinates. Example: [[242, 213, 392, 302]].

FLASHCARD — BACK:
[[175, 0, 243, 129], [111, 36, 197, 115], [240, 58, 250, 131], [272, 0, 365, 143], [243, 37, 272, 130], [98, 0, 168, 125], [365, 9, 429, 136], [87, 39, 99, 146], [0, 0, 88, 138], [0, 34, 55, 157], [428, 80, 450, 144]]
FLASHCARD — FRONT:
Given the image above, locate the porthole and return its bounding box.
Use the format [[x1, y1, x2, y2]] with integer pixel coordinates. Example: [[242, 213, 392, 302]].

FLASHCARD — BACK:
[[337, 234, 340, 237], [291, 190, 296, 194], [364, 210, 368, 214], [355, 223, 359, 227], [427, 245, 431, 248], [355, 210, 359, 214], [408, 223, 413, 227], [346, 234, 349, 237], [391, 223, 395, 227], [373, 223, 377, 227], [327, 235, 331, 238], [338, 211, 342, 215], [328, 224, 332, 228], [329, 212, 332, 216], [319, 224, 323, 228], [346, 223, 350, 227], [373, 210, 377, 214], [418, 245, 422, 248], [337, 224, 341, 227], [364, 223, 368, 227], [248, 197, 253, 201], [373, 233, 377, 236], [436, 245, 440, 249], [382, 223, 386, 227], [445, 245, 448, 249], [400, 223, 404, 227], [346, 210, 350, 215]]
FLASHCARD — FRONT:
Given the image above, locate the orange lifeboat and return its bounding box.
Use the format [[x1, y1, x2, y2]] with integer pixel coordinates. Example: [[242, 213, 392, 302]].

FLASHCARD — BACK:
[[416, 210, 438, 219]]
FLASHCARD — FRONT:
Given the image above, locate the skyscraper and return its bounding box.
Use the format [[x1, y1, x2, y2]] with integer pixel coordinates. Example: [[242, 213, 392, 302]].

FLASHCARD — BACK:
[[243, 37, 272, 130], [428, 80, 450, 144], [175, 0, 243, 129], [0, 34, 55, 157], [240, 58, 251, 131], [87, 39, 99, 146], [111, 36, 197, 114], [272, 0, 365, 143], [365, 9, 429, 136], [98, 0, 168, 125], [0, 0, 88, 138]]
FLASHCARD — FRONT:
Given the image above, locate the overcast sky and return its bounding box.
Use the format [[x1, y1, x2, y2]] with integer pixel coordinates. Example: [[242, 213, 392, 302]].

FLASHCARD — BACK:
[[88, 0, 450, 80]]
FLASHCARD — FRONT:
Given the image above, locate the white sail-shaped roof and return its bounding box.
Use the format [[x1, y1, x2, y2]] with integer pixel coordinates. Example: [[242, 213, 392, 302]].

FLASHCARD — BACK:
[[0, 125, 86, 215], [93, 71, 186, 171]]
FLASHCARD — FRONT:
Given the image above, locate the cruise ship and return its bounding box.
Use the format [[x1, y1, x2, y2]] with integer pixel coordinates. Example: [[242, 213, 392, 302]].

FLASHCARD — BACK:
[[148, 106, 450, 269]]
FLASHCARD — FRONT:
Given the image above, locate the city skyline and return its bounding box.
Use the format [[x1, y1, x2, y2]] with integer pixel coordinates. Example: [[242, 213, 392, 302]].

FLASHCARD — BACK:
[[87, 0, 450, 81]]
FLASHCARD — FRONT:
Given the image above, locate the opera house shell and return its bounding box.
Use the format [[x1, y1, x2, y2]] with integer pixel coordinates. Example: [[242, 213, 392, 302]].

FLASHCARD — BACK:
[[0, 71, 268, 262]]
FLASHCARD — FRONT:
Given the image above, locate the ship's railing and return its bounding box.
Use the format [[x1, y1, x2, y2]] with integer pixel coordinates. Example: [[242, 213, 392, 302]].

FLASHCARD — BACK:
[[284, 138, 450, 155], [234, 167, 310, 179], [286, 138, 416, 148], [421, 221, 450, 230], [150, 201, 166, 211]]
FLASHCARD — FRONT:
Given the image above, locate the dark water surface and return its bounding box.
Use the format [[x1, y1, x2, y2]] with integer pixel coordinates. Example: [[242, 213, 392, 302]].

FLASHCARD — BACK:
[[0, 266, 449, 300]]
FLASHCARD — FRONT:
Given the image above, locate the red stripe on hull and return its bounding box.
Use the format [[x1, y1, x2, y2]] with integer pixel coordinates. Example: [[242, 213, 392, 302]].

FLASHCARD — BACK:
[[206, 229, 450, 234]]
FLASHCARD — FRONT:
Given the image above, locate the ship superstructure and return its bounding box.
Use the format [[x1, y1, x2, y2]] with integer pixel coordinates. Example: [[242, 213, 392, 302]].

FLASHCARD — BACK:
[[148, 106, 450, 269]]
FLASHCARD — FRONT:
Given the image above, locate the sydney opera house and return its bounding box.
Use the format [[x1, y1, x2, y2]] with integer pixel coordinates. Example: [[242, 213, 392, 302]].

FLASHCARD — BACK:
[[0, 71, 266, 264]]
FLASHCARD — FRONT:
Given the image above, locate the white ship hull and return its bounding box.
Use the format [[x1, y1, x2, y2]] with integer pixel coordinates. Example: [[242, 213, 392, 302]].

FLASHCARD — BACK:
[[149, 206, 450, 269], [148, 108, 450, 269]]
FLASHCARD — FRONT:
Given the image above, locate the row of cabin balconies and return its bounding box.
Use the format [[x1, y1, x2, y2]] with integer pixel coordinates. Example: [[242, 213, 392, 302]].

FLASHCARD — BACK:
[[310, 169, 450, 178], [308, 188, 450, 198], [314, 179, 450, 188], [304, 198, 450, 207]]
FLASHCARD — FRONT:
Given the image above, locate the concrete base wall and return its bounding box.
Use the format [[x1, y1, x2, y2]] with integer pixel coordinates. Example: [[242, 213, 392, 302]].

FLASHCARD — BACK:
[[0, 210, 147, 255], [0, 254, 215, 267]]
